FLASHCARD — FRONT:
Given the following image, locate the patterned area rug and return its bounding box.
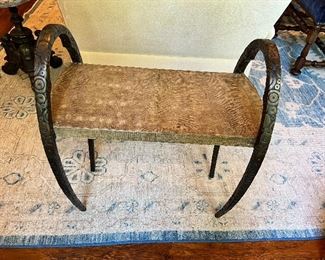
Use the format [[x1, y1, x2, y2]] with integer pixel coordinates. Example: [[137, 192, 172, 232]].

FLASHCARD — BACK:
[[0, 0, 324, 247]]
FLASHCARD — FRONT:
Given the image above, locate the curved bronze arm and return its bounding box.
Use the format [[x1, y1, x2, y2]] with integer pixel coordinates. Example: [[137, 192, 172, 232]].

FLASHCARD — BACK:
[[216, 39, 281, 218], [235, 39, 281, 149], [32, 24, 85, 211]]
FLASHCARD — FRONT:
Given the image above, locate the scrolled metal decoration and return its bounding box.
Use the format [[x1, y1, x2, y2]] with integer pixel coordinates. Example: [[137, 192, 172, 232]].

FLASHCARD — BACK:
[[215, 39, 281, 218], [32, 24, 86, 211]]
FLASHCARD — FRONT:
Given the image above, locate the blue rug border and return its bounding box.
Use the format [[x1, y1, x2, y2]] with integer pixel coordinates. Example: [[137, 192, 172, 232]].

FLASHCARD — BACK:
[[0, 228, 324, 248]]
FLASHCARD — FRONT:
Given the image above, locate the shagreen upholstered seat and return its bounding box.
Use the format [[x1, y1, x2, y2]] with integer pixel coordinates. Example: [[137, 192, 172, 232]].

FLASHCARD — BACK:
[[52, 64, 262, 147], [32, 24, 281, 218]]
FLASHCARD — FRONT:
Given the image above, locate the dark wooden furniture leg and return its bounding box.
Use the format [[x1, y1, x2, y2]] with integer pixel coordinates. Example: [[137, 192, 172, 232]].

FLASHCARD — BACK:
[[88, 139, 96, 172], [315, 37, 325, 54], [215, 39, 281, 218], [0, 6, 62, 76], [291, 27, 320, 75], [273, 1, 325, 75], [32, 24, 85, 211], [209, 145, 220, 179]]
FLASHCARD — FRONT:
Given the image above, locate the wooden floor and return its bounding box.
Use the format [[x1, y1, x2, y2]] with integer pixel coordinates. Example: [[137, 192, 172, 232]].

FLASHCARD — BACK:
[[0, 1, 324, 259], [0, 240, 324, 259]]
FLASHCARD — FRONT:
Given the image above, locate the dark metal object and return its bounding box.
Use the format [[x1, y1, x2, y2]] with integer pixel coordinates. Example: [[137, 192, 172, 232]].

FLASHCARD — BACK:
[[215, 39, 281, 218], [1, 7, 34, 75], [88, 139, 96, 172], [32, 25, 281, 217], [209, 145, 220, 179], [32, 24, 85, 211], [0, 7, 62, 75], [274, 0, 325, 75]]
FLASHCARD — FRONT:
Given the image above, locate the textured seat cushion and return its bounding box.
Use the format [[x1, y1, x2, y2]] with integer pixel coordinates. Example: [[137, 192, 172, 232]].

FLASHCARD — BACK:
[[299, 0, 325, 24], [52, 64, 263, 147], [0, 0, 29, 8]]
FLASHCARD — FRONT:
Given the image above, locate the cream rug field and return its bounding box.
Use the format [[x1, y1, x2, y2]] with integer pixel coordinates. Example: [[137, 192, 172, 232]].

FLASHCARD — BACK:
[[0, 0, 324, 246]]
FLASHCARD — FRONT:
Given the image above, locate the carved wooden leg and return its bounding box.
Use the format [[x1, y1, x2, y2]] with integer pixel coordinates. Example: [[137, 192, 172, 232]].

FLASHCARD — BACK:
[[315, 37, 325, 55], [291, 28, 320, 75], [209, 145, 220, 179], [88, 139, 96, 172], [1, 35, 20, 75]]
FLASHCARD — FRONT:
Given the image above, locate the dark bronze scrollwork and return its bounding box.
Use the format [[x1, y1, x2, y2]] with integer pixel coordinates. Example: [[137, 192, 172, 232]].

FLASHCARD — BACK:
[[215, 39, 281, 218], [32, 24, 86, 211]]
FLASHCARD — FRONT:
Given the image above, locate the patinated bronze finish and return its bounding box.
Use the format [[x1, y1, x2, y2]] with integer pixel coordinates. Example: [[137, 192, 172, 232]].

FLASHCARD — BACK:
[[214, 39, 281, 217], [33, 24, 85, 211]]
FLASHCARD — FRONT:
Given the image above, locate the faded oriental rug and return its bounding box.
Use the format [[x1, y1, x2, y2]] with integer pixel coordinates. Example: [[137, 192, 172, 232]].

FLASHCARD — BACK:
[[0, 0, 324, 247]]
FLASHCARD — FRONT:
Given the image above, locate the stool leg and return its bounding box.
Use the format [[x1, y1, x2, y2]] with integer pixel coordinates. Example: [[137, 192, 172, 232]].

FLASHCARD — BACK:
[[88, 139, 96, 172], [209, 145, 220, 179], [291, 28, 319, 75]]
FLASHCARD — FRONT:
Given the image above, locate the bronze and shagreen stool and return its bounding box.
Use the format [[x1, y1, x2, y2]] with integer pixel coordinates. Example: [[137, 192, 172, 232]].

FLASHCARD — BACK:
[[1, 0, 282, 218]]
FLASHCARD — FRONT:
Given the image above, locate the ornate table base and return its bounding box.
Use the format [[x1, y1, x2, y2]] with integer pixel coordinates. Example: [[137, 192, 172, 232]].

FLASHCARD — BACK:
[[0, 6, 62, 76]]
